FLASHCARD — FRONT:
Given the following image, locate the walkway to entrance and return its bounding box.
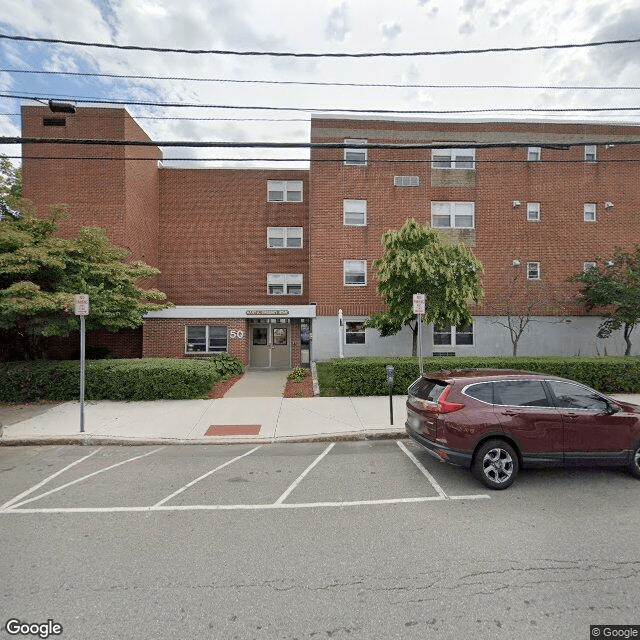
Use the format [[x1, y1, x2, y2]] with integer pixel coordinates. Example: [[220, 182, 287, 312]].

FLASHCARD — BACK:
[[223, 369, 289, 398]]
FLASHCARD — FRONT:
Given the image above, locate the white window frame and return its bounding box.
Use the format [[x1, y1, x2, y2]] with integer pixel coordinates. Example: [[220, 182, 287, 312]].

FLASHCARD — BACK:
[[343, 260, 367, 286], [394, 175, 420, 187], [527, 261, 541, 280], [431, 201, 475, 229], [527, 202, 540, 222], [185, 325, 228, 354], [343, 199, 367, 226], [584, 203, 597, 222], [267, 273, 303, 296], [267, 180, 303, 202], [344, 139, 367, 166], [583, 261, 597, 272], [433, 323, 474, 347], [527, 147, 541, 161], [267, 227, 303, 249], [345, 321, 366, 345], [431, 148, 475, 170], [585, 145, 597, 163]]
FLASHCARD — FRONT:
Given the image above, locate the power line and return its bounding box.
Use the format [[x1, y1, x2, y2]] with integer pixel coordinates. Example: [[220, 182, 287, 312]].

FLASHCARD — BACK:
[[3, 93, 640, 115], [2, 68, 639, 91], [1, 32, 639, 57]]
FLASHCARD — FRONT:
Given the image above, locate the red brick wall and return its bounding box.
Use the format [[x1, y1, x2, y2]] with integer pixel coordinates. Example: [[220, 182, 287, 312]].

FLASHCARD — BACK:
[[157, 168, 309, 305], [310, 117, 640, 317]]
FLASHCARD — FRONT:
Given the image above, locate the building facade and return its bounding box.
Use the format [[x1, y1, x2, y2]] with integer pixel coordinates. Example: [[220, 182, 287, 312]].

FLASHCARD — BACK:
[[20, 106, 640, 366]]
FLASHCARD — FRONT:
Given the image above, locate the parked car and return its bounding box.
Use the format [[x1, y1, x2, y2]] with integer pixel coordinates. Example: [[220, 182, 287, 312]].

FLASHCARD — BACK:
[[406, 369, 640, 489]]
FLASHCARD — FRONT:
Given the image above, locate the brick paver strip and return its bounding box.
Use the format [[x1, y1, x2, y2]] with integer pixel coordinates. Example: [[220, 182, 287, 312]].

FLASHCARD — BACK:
[[205, 425, 262, 436]]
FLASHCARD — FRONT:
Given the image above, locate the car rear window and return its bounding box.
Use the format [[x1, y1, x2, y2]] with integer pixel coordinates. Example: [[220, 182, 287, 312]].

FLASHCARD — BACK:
[[409, 377, 447, 402], [464, 382, 493, 404], [493, 380, 551, 407]]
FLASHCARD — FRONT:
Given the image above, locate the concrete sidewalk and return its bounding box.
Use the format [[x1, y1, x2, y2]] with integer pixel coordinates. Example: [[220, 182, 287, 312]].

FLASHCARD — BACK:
[[0, 394, 409, 445], [1, 393, 639, 447]]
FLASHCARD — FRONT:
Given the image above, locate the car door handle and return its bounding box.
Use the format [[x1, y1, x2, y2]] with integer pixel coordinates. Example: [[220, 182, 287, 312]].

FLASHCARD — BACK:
[[501, 410, 518, 416]]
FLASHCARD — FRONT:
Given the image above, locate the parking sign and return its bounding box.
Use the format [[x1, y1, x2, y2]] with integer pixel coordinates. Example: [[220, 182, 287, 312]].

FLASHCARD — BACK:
[[412, 293, 425, 315], [74, 294, 90, 316]]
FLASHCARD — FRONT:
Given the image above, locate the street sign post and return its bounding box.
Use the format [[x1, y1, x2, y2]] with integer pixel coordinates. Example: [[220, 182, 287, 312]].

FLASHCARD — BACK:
[[74, 295, 89, 433], [413, 294, 426, 375]]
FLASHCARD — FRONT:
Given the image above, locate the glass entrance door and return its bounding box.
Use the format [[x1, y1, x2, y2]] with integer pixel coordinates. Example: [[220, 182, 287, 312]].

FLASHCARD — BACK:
[[249, 321, 291, 369]]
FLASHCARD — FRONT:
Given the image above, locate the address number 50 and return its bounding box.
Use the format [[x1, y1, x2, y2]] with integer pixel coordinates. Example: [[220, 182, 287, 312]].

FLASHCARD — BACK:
[[229, 330, 245, 339]]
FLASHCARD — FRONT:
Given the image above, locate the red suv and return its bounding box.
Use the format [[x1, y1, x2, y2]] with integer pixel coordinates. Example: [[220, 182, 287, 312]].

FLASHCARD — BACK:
[[406, 369, 640, 489]]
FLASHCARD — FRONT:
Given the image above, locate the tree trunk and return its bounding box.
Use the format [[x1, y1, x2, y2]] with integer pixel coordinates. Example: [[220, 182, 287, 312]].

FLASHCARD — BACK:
[[624, 323, 633, 356], [411, 322, 418, 357]]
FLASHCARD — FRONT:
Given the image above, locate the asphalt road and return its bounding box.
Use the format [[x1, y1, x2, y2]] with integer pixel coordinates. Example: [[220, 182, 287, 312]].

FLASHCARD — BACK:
[[1, 441, 639, 640]]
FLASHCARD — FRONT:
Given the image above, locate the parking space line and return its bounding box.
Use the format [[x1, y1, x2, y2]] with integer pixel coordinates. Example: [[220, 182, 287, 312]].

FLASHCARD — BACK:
[[397, 440, 449, 499], [153, 445, 262, 507], [274, 443, 335, 505], [0, 448, 103, 511], [6, 447, 165, 510]]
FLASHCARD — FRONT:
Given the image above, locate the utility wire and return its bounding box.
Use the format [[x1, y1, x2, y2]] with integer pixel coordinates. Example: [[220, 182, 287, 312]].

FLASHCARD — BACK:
[[3, 93, 640, 114], [1, 32, 639, 57], [2, 68, 639, 91]]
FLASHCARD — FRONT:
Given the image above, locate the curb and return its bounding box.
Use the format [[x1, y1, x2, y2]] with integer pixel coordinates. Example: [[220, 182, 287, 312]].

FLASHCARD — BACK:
[[0, 429, 407, 447]]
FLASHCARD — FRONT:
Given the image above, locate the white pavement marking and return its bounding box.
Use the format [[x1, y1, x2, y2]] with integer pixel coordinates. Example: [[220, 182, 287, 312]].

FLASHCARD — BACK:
[[6, 447, 165, 510], [397, 440, 450, 499], [0, 448, 103, 511], [153, 445, 262, 507], [1, 493, 490, 514], [274, 442, 335, 505]]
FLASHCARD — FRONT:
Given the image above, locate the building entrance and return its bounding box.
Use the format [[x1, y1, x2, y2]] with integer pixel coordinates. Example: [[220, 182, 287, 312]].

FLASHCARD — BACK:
[[249, 320, 291, 369]]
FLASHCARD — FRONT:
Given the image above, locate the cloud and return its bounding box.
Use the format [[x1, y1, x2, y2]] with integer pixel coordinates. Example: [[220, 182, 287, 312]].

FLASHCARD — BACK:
[[380, 22, 402, 41], [458, 20, 475, 36], [325, 3, 350, 42], [588, 7, 640, 77], [460, 0, 486, 14]]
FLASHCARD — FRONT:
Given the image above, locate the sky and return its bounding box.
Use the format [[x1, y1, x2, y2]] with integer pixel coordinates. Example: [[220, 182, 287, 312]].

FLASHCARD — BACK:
[[1, 0, 640, 168]]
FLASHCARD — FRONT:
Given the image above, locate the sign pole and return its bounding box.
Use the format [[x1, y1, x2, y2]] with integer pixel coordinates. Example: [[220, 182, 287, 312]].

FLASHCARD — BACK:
[[413, 294, 426, 376], [418, 313, 424, 375], [338, 308, 344, 358], [80, 314, 85, 433], [74, 294, 90, 434]]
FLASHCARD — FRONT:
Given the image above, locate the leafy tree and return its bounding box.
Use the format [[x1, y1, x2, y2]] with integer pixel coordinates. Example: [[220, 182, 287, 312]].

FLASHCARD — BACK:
[[365, 218, 484, 355], [570, 247, 640, 356], [0, 204, 172, 359], [0, 154, 22, 219]]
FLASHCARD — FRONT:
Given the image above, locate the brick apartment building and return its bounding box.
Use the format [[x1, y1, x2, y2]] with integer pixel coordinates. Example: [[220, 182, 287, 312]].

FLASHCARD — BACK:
[[20, 105, 640, 366]]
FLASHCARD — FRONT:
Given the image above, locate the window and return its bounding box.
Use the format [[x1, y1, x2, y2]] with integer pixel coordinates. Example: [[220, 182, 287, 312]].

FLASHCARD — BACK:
[[584, 203, 597, 222], [267, 227, 303, 248], [185, 325, 227, 354], [464, 382, 493, 404], [585, 145, 597, 163], [343, 260, 367, 286], [527, 261, 540, 280], [493, 380, 551, 407], [527, 147, 541, 161], [345, 321, 366, 344], [527, 202, 540, 222], [431, 202, 475, 229], [344, 138, 367, 166], [343, 200, 367, 226], [583, 261, 597, 272], [433, 324, 473, 346], [267, 180, 303, 202], [431, 148, 475, 169], [267, 273, 303, 295], [394, 175, 420, 187], [548, 380, 609, 412]]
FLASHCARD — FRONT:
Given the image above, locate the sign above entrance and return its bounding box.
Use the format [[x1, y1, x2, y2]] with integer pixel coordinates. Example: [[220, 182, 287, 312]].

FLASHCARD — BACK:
[[246, 309, 290, 316]]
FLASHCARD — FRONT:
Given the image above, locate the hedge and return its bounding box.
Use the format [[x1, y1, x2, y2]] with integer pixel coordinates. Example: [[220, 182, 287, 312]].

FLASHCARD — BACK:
[[0, 354, 244, 402], [318, 356, 640, 397]]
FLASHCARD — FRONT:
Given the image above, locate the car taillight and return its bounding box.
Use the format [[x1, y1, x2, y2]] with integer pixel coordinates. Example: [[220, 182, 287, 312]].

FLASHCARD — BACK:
[[436, 386, 464, 413]]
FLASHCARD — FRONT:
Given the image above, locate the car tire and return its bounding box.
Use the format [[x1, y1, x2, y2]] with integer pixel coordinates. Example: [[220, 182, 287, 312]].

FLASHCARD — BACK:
[[472, 440, 519, 490], [628, 444, 640, 479]]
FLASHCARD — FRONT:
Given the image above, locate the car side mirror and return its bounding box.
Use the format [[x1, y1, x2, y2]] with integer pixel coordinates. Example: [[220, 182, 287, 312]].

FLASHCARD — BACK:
[[605, 402, 620, 415]]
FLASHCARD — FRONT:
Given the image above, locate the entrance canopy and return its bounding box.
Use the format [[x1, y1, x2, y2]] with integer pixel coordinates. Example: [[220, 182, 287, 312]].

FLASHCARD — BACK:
[[145, 305, 317, 319]]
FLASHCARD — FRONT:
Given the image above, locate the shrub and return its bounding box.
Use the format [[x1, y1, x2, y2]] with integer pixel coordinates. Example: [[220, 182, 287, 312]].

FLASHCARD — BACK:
[[287, 366, 310, 383], [317, 356, 640, 396], [0, 354, 244, 402]]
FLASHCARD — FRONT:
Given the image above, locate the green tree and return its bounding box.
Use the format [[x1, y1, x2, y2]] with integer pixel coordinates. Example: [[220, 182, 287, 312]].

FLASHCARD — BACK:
[[570, 247, 640, 356], [0, 154, 22, 219], [365, 218, 484, 355], [0, 204, 172, 359]]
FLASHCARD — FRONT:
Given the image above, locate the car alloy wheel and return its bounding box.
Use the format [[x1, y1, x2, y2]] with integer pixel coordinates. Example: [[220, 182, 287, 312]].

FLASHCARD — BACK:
[[473, 440, 519, 489], [629, 445, 640, 479]]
